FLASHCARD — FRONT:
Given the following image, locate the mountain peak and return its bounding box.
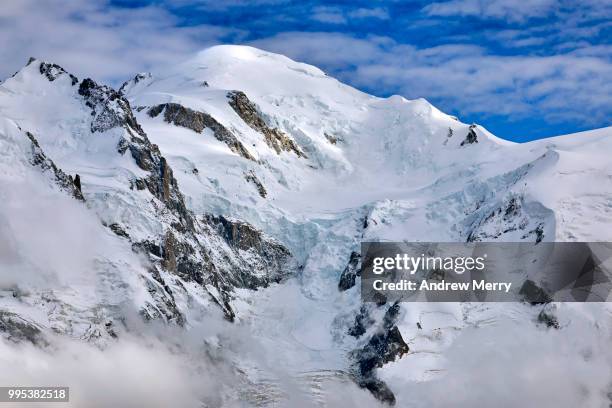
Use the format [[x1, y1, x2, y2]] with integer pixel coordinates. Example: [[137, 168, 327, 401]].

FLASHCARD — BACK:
[[167, 44, 330, 92], [194, 44, 323, 73], [196, 44, 277, 61], [8, 57, 79, 87]]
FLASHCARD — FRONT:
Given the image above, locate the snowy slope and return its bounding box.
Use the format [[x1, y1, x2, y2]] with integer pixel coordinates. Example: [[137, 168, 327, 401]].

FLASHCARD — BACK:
[[1, 45, 612, 407]]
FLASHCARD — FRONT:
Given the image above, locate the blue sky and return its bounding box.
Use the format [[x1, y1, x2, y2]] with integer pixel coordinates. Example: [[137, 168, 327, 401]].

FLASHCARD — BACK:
[[1, 0, 610, 141]]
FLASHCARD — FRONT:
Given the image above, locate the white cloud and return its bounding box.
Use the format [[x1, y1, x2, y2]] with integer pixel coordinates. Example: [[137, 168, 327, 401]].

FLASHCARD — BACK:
[[310, 6, 390, 25], [310, 6, 347, 25], [0, 0, 237, 84], [423, 0, 612, 24], [348, 7, 390, 20], [251, 32, 397, 69], [251, 31, 612, 128], [0, 307, 378, 407], [161, 0, 290, 10], [386, 307, 612, 407], [423, 0, 558, 22]]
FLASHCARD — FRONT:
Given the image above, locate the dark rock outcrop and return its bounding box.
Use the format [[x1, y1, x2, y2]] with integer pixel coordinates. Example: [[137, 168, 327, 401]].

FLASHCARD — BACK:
[[148, 103, 255, 161], [227, 91, 306, 158], [77, 80, 196, 233], [460, 124, 478, 146], [37, 60, 78, 85], [338, 251, 361, 291], [108, 223, 129, 238], [25, 131, 84, 201], [466, 194, 542, 243], [504, 197, 521, 219], [519, 279, 552, 304], [350, 302, 409, 405], [203, 214, 293, 289], [132, 240, 162, 258], [79, 78, 145, 136], [0, 311, 47, 346], [443, 127, 454, 146], [141, 266, 185, 325], [522, 223, 544, 243], [360, 378, 397, 405], [348, 304, 375, 338], [244, 170, 267, 198], [324, 133, 341, 145], [537, 307, 559, 329], [73, 174, 81, 193], [118, 72, 152, 94]]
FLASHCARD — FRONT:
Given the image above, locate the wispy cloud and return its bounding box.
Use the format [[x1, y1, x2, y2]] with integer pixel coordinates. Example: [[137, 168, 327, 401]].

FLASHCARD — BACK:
[[310, 5, 391, 25], [0, 0, 236, 82], [349, 7, 390, 20], [423, 0, 558, 22], [252, 31, 611, 133], [311, 6, 347, 24]]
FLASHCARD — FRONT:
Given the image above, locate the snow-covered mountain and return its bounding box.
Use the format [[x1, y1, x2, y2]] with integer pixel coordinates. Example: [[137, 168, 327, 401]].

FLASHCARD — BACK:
[[1, 45, 611, 407]]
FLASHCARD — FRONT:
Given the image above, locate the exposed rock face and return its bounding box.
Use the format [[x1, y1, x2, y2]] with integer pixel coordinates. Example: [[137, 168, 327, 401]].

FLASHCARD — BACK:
[[227, 91, 306, 158], [0, 311, 47, 346], [443, 127, 454, 146], [350, 302, 409, 405], [69, 77, 203, 324], [37, 60, 78, 85], [108, 223, 129, 238], [462, 186, 549, 243], [77, 79, 196, 232], [148, 103, 255, 161], [324, 132, 340, 145], [25, 131, 84, 201], [124, 139, 192, 228], [244, 170, 267, 198], [348, 304, 375, 338], [73, 174, 82, 193], [29, 69, 296, 323], [538, 307, 560, 329], [141, 265, 185, 325], [467, 195, 529, 241], [338, 251, 361, 291], [360, 378, 397, 405], [119, 161, 292, 321], [119, 72, 152, 94], [79, 78, 146, 138], [162, 230, 179, 273], [522, 223, 545, 243], [203, 214, 294, 289], [338, 232, 409, 404], [519, 279, 553, 304], [460, 124, 479, 146]]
